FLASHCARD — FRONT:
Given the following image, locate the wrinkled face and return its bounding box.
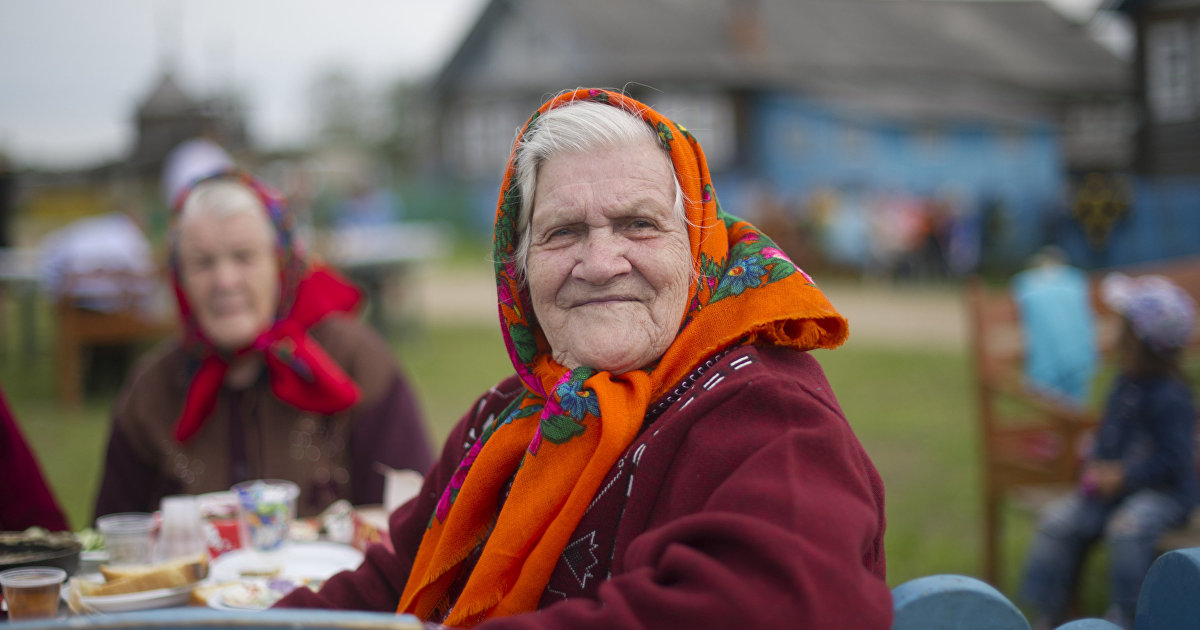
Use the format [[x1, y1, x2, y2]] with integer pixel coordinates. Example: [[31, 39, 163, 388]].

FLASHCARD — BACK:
[[526, 138, 692, 373], [177, 209, 280, 351]]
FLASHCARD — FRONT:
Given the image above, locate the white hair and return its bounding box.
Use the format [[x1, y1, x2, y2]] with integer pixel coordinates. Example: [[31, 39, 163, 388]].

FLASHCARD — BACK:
[[509, 99, 687, 282], [179, 178, 269, 224]]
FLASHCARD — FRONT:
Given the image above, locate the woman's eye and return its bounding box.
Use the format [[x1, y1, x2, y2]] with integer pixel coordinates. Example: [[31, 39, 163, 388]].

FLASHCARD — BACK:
[[234, 249, 259, 264], [545, 226, 577, 241], [184, 257, 213, 273], [626, 218, 658, 232]]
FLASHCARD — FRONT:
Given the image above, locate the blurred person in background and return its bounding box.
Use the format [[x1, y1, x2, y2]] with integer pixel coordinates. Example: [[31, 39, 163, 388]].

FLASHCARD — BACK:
[[1019, 273, 1198, 630], [1011, 245, 1098, 406], [93, 170, 433, 520], [0, 385, 70, 531], [275, 89, 889, 629], [161, 137, 236, 210], [39, 211, 160, 314], [334, 171, 403, 230]]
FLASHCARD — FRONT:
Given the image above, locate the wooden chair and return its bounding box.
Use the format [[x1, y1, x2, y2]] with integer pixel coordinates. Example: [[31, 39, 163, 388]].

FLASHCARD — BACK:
[[54, 269, 175, 408], [967, 275, 1098, 587], [968, 255, 1200, 586]]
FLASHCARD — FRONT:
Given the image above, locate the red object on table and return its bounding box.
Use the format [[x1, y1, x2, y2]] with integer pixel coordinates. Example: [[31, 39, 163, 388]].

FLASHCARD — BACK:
[[204, 517, 242, 558]]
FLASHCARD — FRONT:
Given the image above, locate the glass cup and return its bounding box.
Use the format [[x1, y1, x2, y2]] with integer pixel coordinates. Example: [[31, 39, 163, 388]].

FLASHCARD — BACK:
[[155, 495, 208, 563], [0, 567, 66, 620], [95, 512, 157, 566], [231, 480, 300, 575]]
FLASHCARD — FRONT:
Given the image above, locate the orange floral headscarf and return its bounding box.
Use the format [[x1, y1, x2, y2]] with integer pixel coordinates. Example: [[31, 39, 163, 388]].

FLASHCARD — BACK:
[[398, 88, 848, 625]]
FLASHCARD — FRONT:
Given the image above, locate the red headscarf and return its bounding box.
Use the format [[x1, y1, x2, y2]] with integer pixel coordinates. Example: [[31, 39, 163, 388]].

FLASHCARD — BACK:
[[169, 170, 363, 443]]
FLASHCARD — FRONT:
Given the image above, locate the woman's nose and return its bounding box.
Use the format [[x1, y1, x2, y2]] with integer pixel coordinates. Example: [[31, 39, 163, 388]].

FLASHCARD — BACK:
[[210, 257, 241, 288], [574, 231, 632, 283]]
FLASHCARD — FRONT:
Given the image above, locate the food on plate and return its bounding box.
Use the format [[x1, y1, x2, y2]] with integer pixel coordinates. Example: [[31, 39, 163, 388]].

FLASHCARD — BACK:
[[236, 565, 281, 578], [188, 580, 238, 607], [77, 552, 208, 597], [215, 577, 322, 610]]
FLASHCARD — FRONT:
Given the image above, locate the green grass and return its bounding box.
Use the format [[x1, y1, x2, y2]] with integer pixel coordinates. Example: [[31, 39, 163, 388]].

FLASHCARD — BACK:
[[1, 300, 1108, 616]]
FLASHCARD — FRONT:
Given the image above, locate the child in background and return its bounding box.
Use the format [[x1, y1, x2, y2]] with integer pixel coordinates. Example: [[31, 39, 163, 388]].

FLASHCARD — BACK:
[[1020, 273, 1198, 630]]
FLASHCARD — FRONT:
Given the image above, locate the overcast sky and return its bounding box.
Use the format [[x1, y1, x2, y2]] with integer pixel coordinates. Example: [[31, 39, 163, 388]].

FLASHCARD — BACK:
[[1, 0, 1106, 170], [0, 0, 488, 169]]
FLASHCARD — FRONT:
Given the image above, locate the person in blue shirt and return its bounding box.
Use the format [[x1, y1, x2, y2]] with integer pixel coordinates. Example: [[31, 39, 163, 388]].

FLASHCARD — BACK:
[[1012, 246, 1098, 406], [1020, 273, 1197, 629]]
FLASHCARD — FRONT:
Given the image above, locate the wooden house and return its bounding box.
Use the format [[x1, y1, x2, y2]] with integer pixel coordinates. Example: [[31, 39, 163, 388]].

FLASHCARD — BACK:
[[427, 0, 1131, 271], [1114, 0, 1200, 174]]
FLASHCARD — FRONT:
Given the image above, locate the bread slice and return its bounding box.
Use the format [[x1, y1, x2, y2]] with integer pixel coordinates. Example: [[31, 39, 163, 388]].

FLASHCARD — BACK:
[[188, 580, 237, 607], [82, 553, 209, 596]]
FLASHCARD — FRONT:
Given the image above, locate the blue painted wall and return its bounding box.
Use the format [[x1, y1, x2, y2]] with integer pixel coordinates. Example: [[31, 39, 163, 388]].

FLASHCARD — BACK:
[[749, 93, 1065, 271], [1058, 176, 1200, 270]]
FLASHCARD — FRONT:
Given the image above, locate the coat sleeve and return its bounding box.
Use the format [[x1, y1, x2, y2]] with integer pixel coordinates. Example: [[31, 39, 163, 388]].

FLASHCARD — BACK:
[[349, 372, 435, 506], [0, 388, 70, 531], [321, 316, 435, 506], [478, 351, 891, 630], [93, 361, 175, 519]]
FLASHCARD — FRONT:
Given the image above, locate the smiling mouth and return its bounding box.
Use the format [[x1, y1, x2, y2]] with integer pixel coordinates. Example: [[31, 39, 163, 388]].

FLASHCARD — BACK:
[[574, 295, 637, 307]]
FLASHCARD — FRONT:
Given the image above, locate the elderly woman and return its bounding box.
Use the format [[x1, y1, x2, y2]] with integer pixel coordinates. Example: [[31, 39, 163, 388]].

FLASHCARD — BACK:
[[277, 89, 890, 627], [93, 171, 433, 519]]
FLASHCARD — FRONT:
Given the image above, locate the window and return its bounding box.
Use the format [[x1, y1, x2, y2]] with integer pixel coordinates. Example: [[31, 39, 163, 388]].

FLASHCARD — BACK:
[[445, 102, 524, 179], [1146, 20, 1195, 123]]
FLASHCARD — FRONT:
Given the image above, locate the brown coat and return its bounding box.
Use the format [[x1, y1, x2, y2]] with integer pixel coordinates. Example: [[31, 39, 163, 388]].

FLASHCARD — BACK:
[[93, 315, 433, 519]]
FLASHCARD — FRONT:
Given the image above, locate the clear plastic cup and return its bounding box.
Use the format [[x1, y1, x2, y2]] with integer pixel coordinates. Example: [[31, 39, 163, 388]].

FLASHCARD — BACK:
[[95, 512, 156, 566], [0, 567, 66, 620], [156, 495, 208, 562]]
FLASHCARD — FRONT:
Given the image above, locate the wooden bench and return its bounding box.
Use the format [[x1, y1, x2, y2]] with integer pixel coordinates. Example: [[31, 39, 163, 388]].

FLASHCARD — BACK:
[[892, 546, 1200, 629], [967, 255, 1200, 586], [54, 269, 175, 408]]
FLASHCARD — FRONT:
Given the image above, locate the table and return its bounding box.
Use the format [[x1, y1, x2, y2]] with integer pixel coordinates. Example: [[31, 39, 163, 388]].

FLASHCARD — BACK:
[[61, 541, 365, 617], [321, 222, 449, 335]]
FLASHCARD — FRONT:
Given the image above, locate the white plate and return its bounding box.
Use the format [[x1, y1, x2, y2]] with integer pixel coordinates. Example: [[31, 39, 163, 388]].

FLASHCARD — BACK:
[[78, 581, 195, 613], [209, 542, 363, 586]]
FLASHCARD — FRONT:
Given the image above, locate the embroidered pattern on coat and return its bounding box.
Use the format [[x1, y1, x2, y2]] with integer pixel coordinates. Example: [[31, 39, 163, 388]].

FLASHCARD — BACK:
[[548, 348, 759, 598], [563, 531, 601, 589]]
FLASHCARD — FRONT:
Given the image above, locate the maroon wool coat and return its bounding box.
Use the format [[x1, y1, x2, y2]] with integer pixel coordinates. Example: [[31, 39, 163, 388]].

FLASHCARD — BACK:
[[277, 344, 891, 629]]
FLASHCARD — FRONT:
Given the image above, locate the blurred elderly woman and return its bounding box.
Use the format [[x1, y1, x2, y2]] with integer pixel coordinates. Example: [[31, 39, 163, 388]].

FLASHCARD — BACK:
[[277, 89, 889, 628], [94, 171, 433, 519]]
